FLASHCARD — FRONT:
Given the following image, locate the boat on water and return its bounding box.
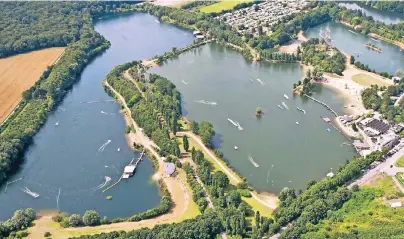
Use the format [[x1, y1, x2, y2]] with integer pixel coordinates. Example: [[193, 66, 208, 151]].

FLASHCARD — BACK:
[[296, 106, 306, 114], [182, 80, 188, 85], [22, 187, 39, 198], [296, 121, 299, 125], [235, 121, 243, 131], [227, 118, 238, 127], [248, 155, 259, 168], [282, 102, 289, 110], [278, 105, 284, 110], [155, 19, 160, 23], [283, 94, 289, 100], [348, 30, 358, 35], [196, 100, 217, 106], [370, 37, 379, 42], [234, 146, 238, 150], [249, 78, 254, 83], [327, 128, 331, 132], [117, 148, 121, 152], [256, 78, 264, 85], [55, 121, 59, 126]]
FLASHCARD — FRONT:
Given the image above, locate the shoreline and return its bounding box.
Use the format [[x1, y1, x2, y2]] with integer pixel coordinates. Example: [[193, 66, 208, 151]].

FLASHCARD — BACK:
[[338, 20, 404, 50]]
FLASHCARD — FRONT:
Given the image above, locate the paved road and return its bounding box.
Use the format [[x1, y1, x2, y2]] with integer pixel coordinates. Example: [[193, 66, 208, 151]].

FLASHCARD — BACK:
[[350, 146, 404, 190]]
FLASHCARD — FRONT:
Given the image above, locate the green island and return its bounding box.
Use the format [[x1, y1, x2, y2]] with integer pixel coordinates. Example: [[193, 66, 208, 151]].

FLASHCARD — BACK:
[[1, 1, 404, 239]]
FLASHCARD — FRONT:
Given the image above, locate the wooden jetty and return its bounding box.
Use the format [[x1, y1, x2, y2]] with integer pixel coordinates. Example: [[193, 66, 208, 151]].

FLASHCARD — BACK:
[[102, 151, 145, 193], [304, 94, 338, 117]]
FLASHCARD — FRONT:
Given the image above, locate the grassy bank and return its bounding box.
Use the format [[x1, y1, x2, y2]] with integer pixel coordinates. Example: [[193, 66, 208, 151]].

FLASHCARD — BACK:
[[200, 0, 251, 13]]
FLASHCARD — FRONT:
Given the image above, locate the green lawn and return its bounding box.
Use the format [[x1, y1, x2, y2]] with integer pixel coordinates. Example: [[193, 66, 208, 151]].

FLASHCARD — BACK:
[[395, 155, 404, 167], [397, 173, 404, 187], [352, 73, 391, 87], [200, 0, 251, 13]]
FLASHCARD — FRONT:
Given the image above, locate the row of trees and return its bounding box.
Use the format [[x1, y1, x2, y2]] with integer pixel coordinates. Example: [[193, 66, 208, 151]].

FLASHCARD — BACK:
[[0, 208, 36, 238], [71, 211, 223, 239], [275, 152, 382, 238], [190, 121, 215, 148], [300, 38, 346, 75], [351, 56, 393, 79], [301, 186, 404, 239], [361, 1, 404, 13], [106, 64, 181, 157], [335, 3, 404, 44], [0, 17, 110, 186], [0, 2, 137, 58]]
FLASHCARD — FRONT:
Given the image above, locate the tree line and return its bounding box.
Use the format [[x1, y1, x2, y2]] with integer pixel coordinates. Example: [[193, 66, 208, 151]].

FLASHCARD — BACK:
[[300, 38, 346, 75], [0, 2, 137, 58], [361, 1, 404, 13], [0, 16, 109, 186], [351, 56, 393, 79], [0, 208, 36, 238], [106, 64, 181, 157]]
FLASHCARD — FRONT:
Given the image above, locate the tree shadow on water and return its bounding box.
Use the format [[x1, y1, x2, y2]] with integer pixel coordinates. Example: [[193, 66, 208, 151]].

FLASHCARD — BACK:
[[212, 133, 224, 149]]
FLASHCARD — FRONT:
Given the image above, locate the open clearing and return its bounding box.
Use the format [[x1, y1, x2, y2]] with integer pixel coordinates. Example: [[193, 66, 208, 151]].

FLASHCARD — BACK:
[[395, 156, 404, 167], [351, 73, 391, 87], [0, 47, 64, 123], [200, 0, 251, 13]]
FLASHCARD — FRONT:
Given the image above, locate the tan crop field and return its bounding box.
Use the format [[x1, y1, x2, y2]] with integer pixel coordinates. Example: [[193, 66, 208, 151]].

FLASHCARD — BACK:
[[0, 47, 64, 123]]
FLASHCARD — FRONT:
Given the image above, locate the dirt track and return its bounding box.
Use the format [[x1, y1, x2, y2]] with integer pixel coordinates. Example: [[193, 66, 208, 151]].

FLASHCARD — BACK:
[[0, 47, 64, 123]]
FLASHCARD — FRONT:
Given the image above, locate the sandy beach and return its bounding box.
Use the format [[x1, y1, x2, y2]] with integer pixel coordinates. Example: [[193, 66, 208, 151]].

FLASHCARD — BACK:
[[279, 31, 308, 53]]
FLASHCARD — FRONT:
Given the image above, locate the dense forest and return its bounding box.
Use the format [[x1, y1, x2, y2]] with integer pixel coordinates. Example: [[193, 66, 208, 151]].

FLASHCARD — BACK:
[[0, 2, 136, 58], [0, 22, 109, 186], [0, 208, 36, 238], [106, 64, 181, 157], [0, 1, 143, 188], [71, 212, 223, 239], [301, 185, 404, 239], [362, 0, 404, 13], [300, 38, 346, 75]]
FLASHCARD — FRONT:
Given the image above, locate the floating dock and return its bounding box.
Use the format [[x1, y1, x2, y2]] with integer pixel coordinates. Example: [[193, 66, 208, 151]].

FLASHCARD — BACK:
[[304, 94, 338, 117], [103, 151, 145, 192]]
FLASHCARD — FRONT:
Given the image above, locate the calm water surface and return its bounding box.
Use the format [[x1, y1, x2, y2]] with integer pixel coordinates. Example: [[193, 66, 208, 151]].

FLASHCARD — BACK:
[[339, 2, 404, 25], [305, 21, 404, 75], [0, 13, 194, 220], [151, 43, 357, 193]]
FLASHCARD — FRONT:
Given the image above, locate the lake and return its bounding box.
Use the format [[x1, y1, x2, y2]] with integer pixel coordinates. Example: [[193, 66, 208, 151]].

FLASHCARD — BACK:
[[151, 43, 357, 193], [0, 12, 194, 220], [305, 21, 404, 75], [339, 2, 404, 25]]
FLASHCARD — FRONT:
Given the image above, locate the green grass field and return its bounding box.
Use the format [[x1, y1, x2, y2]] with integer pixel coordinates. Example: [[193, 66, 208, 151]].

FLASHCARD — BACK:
[[200, 0, 251, 13], [397, 173, 404, 187], [395, 155, 404, 167], [352, 73, 391, 87]]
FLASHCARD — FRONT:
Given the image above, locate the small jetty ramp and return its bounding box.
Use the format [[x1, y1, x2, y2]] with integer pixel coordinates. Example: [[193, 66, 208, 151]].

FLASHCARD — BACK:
[[103, 151, 145, 192], [122, 151, 145, 178]]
